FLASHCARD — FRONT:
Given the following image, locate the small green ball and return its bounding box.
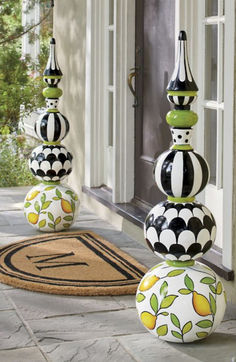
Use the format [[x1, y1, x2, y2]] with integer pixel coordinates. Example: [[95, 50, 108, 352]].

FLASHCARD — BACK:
[[42, 87, 63, 98], [166, 110, 198, 127]]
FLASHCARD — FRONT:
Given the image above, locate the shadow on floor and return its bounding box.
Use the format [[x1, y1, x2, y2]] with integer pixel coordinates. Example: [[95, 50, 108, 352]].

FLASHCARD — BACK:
[[172, 332, 236, 362]]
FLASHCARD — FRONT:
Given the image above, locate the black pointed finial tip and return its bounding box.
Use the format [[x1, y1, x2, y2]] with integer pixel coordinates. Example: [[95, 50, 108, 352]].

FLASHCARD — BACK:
[[178, 30, 187, 41], [50, 38, 56, 44]]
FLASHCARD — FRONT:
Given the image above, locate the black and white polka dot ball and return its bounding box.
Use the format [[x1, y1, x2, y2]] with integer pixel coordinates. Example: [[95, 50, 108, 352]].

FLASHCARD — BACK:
[[144, 201, 216, 261], [29, 145, 73, 182]]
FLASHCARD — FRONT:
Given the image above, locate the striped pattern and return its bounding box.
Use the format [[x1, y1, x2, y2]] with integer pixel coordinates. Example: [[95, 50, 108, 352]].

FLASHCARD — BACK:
[[167, 94, 197, 106], [154, 150, 209, 198], [43, 38, 62, 77], [167, 35, 198, 92], [35, 112, 69, 142], [44, 78, 61, 86]]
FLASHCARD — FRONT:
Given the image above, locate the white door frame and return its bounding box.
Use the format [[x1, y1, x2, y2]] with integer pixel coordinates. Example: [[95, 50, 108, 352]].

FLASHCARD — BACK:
[[85, 0, 135, 203], [176, 0, 235, 270]]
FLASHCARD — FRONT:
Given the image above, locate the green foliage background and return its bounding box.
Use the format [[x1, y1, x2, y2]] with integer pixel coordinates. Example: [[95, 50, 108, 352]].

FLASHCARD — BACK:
[[0, 0, 53, 187]]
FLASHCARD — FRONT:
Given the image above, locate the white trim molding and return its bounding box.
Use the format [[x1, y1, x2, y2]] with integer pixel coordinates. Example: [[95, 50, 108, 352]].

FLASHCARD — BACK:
[[177, 0, 235, 270], [112, 0, 135, 203], [85, 0, 135, 203], [222, 0, 235, 269]]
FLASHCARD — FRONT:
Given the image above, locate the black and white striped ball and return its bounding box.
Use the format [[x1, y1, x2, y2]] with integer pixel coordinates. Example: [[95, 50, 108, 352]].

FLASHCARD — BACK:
[[35, 112, 69, 142], [154, 149, 209, 198], [167, 94, 197, 107], [29, 145, 73, 182], [144, 201, 216, 261]]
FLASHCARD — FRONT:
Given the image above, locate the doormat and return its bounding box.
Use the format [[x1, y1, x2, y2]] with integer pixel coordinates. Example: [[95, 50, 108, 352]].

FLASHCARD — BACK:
[[0, 231, 147, 296]]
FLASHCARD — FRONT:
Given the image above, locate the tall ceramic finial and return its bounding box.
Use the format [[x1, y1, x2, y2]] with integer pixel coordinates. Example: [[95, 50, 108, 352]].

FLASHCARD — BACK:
[[136, 30, 226, 344], [24, 38, 79, 233], [43, 38, 62, 78], [167, 30, 198, 92]]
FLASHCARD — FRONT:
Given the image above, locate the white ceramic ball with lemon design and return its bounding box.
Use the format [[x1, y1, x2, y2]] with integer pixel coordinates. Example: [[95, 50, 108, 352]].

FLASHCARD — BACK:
[[24, 183, 79, 232], [136, 261, 226, 343]]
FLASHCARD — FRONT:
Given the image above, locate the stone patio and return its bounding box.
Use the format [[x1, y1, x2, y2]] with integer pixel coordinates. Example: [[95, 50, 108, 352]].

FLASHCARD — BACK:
[[0, 186, 235, 362]]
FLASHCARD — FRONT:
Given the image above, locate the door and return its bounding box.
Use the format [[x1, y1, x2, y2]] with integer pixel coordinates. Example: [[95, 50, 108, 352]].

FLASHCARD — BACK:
[[134, 0, 175, 207]]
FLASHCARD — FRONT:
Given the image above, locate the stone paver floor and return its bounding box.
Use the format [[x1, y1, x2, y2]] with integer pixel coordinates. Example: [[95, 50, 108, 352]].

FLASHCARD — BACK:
[[0, 186, 235, 362]]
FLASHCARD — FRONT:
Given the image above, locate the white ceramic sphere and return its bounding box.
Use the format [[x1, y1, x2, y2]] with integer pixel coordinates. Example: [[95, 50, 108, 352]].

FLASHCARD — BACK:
[[136, 261, 226, 343], [24, 183, 79, 232]]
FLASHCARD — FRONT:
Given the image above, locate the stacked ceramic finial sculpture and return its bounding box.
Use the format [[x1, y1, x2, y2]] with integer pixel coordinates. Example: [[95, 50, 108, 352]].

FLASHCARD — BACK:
[[136, 31, 226, 343], [24, 38, 79, 231]]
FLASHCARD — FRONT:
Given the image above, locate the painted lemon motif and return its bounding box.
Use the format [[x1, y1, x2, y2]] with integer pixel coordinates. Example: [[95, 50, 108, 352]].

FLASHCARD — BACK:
[[26, 190, 40, 201], [28, 212, 39, 224], [140, 312, 157, 330], [192, 291, 211, 316], [61, 199, 73, 213], [139, 275, 160, 292]]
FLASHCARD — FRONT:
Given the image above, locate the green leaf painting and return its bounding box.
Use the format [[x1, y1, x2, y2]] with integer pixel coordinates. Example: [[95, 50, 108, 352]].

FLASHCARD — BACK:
[[150, 263, 164, 271], [196, 320, 213, 328], [63, 215, 73, 221], [65, 190, 73, 195], [170, 313, 180, 328], [136, 293, 145, 303], [209, 285, 217, 294], [63, 223, 71, 228], [178, 288, 191, 295], [156, 324, 168, 336], [196, 332, 208, 338], [160, 281, 168, 297], [48, 223, 54, 229], [171, 330, 182, 340], [216, 281, 222, 295], [167, 270, 185, 277], [56, 189, 62, 198], [184, 274, 194, 291], [209, 293, 216, 315], [71, 199, 75, 213], [41, 201, 52, 210], [53, 197, 60, 201], [159, 312, 169, 316], [160, 295, 178, 309], [55, 216, 61, 225], [150, 293, 158, 314], [45, 186, 56, 191], [48, 212, 54, 221], [34, 201, 40, 213], [224, 291, 227, 304], [182, 321, 192, 335], [200, 277, 216, 285], [24, 202, 31, 208], [41, 193, 46, 204], [38, 219, 46, 228]]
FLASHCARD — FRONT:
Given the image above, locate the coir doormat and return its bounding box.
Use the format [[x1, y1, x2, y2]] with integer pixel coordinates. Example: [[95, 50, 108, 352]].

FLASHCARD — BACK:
[[0, 231, 147, 296]]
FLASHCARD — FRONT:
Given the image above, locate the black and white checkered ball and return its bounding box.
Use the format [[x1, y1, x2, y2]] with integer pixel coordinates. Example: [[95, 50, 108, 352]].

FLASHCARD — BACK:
[[144, 201, 216, 261], [35, 112, 69, 142], [29, 145, 73, 182]]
